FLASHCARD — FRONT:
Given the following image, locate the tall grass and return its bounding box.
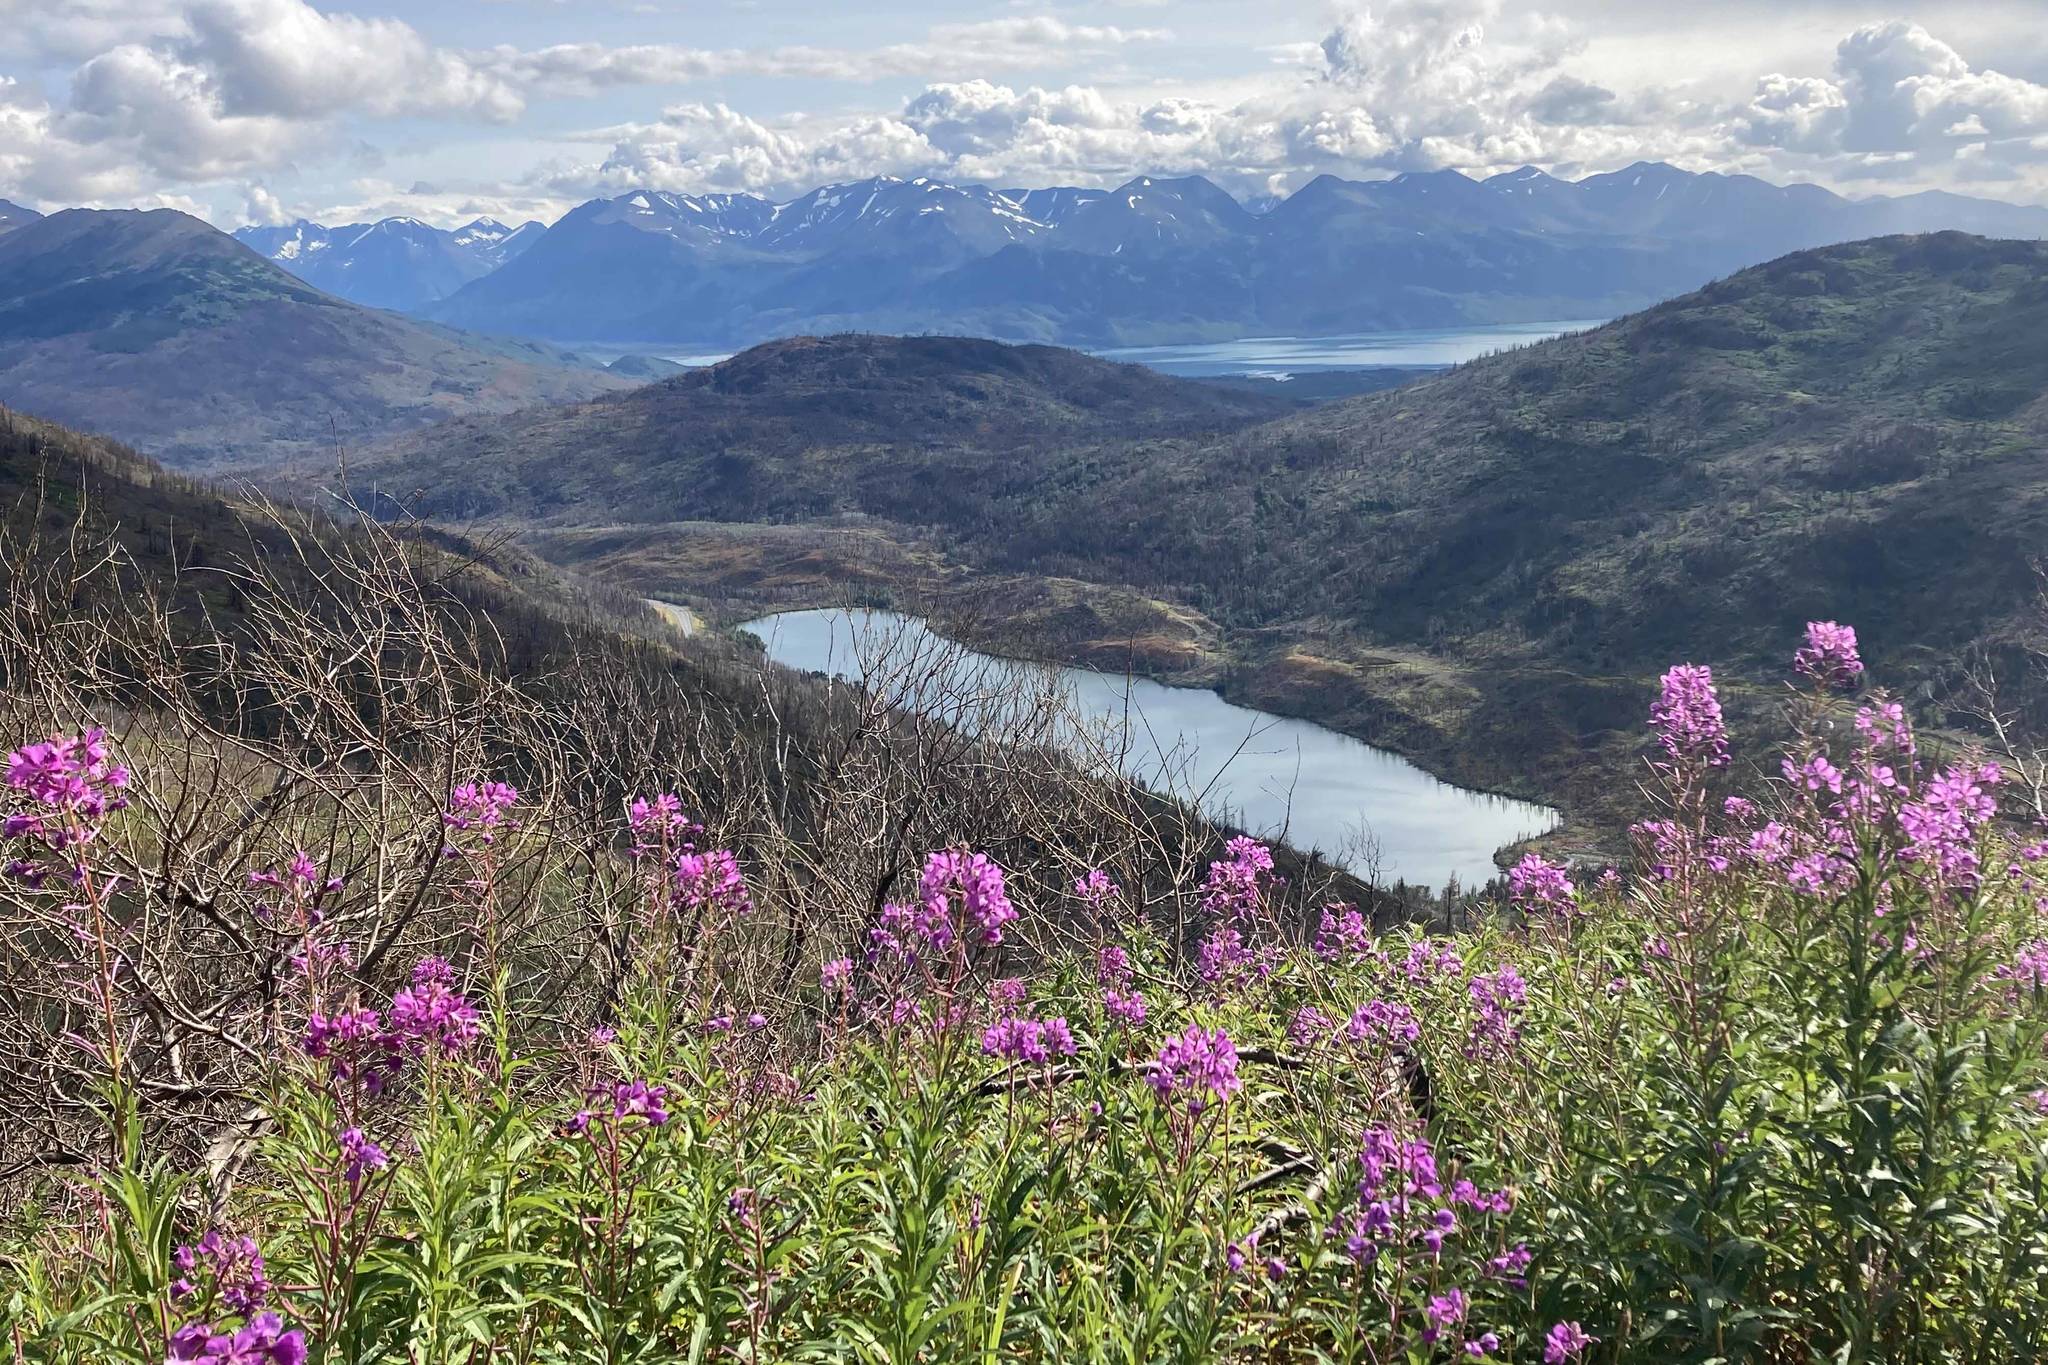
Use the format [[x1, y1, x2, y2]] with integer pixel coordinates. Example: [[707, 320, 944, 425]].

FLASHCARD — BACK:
[[4, 610, 2047, 1361]]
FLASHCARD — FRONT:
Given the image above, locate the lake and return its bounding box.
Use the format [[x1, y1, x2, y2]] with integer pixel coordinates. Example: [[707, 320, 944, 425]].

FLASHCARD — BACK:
[[739, 608, 1559, 892], [1092, 321, 1603, 377], [571, 320, 1603, 380]]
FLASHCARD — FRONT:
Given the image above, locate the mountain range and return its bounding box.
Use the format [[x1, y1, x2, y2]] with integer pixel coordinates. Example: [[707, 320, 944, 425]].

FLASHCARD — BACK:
[[224, 164, 2048, 349], [233, 214, 546, 312], [0, 208, 627, 466], [357, 231, 2048, 827]]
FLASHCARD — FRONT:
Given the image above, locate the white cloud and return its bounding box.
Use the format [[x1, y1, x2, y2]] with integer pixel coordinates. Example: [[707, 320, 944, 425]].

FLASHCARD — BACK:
[[4, 2, 2048, 222], [476, 17, 1167, 96], [1739, 21, 2048, 177]]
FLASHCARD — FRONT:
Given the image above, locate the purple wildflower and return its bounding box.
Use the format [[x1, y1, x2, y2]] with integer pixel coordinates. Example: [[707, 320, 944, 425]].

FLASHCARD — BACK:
[[388, 959, 481, 1056], [1508, 854, 1576, 914], [674, 848, 752, 918], [5, 728, 131, 819], [443, 781, 518, 835], [1102, 987, 1148, 1027], [611, 1079, 670, 1126], [1650, 663, 1729, 768], [820, 956, 853, 993], [1096, 944, 1133, 988], [337, 1127, 389, 1191], [1147, 1025, 1241, 1114], [1074, 868, 1120, 910], [1313, 903, 1372, 958], [1468, 965, 1528, 1052], [1201, 837, 1275, 920], [1289, 1004, 1336, 1047], [1424, 1289, 1469, 1343], [980, 1014, 1077, 1064], [171, 1230, 269, 1315], [1347, 999, 1420, 1047], [920, 849, 1018, 948], [1544, 1322, 1595, 1363], [1794, 620, 1864, 689], [1899, 763, 2000, 891], [167, 1313, 306, 1365]]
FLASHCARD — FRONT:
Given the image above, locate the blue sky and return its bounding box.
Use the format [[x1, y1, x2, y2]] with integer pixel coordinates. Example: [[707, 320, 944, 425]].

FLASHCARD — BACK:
[[2, 0, 2046, 227]]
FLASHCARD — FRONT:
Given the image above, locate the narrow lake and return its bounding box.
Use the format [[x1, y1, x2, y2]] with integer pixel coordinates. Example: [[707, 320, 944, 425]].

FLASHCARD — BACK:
[[739, 608, 1559, 892], [570, 320, 1604, 380], [1092, 320, 1603, 377]]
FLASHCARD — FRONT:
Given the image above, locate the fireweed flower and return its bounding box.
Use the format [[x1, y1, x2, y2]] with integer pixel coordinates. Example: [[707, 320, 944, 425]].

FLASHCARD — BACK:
[[302, 1006, 403, 1095], [626, 793, 699, 857], [1794, 620, 1864, 689], [674, 848, 752, 919], [980, 1014, 1077, 1064], [1289, 1004, 1336, 1047], [443, 781, 519, 837], [337, 1126, 389, 1192], [171, 1230, 269, 1314], [1544, 1322, 1595, 1363], [1347, 999, 1420, 1047], [820, 956, 853, 993], [1403, 938, 1465, 982], [1650, 663, 1729, 768], [1899, 763, 2001, 892], [920, 848, 1018, 948], [388, 958, 481, 1056], [1201, 837, 1276, 920], [1074, 868, 1120, 910], [1147, 1025, 1241, 1114], [1423, 1289, 1469, 1343], [989, 977, 1028, 1013], [1996, 940, 2048, 995], [5, 728, 131, 821], [1508, 854, 1576, 915], [1096, 943, 1133, 988], [1467, 966, 1528, 1053], [611, 1079, 670, 1127], [1102, 988, 1148, 1027], [1313, 903, 1372, 958], [167, 1312, 307, 1365], [1855, 701, 1916, 758]]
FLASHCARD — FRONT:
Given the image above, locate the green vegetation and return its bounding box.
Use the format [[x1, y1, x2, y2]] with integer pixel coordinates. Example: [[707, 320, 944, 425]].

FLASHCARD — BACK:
[[363, 233, 2048, 839], [0, 209, 628, 468]]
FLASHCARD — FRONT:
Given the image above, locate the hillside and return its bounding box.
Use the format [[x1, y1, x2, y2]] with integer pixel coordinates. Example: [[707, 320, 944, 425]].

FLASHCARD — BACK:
[[418, 165, 2048, 347], [383, 233, 2048, 827], [346, 333, 1300, 522], [0, 209, 628, 468]]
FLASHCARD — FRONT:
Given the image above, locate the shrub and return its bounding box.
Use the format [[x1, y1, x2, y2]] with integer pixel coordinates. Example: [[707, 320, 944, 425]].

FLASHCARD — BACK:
[[3, 622, 2046, 1362]]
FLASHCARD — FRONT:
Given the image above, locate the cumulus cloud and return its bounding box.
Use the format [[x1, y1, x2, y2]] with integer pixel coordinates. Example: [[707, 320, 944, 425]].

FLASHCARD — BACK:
[[1739, 21, 2048, 178], [5, 1, 2048, 223]]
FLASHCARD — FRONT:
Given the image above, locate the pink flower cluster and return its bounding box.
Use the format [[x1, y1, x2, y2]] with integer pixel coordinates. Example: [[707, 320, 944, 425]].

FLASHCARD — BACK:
[[444, 781, 519, 836], [675, 848, 752, 918], [168, 1313, 306, 1365], [1313, 903, 1373, 959], [980, 1013, 1076, 1063], [1508, 854, 1576, 915], [1649, 664, 1729, 769], [1201, 837, 1276, 920], [1793, 620, 1864, 689], [1146, 1024, 1241, 1114], [171, 1229, 269, 1314]]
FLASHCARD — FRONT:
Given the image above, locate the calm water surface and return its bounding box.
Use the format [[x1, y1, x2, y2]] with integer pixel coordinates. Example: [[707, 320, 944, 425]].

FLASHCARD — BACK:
[[572, 321, 1603, 379], [1092, 321, 1603, 377], [739, 608, 1558, 892]]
